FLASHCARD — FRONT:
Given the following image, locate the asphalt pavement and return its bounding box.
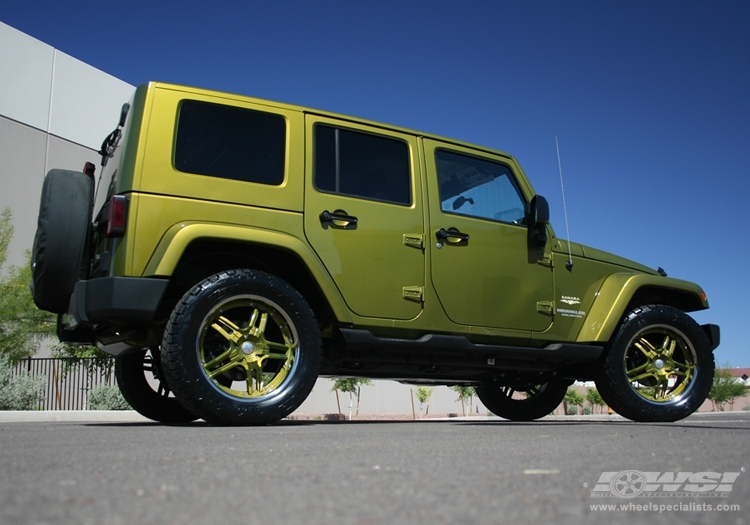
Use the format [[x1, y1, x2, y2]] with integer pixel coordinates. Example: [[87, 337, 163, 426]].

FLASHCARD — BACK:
[[1, 412, 748, 525]]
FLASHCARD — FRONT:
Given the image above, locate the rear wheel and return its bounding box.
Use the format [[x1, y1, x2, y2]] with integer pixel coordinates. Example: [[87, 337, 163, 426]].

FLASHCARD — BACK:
[[476, 378, 568, 421], [115, 348, 197, 423], [161, 269, 321, 426], [595, 305, 714, 422]]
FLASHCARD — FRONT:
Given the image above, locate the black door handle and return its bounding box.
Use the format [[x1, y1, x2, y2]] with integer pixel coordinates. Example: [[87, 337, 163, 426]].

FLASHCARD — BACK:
[[320, 210, 358, 229], [436, 228, 470, 244]]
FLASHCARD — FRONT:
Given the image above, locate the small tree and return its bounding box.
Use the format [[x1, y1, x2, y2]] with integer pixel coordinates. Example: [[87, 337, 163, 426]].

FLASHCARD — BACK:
[[415, 387, 433, 418], [0, 208, 57, 362], [330, 378, 372, 419], [451, 385, 475, 416], [563, 387, 584, 415], [50, 344, 115, 382], [586, 387, 606, 414], [0, 208, 112, 380], [708, 367, 749, 412]]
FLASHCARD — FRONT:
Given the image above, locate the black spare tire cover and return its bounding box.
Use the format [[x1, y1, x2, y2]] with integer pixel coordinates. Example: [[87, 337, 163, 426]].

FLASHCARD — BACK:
[[31, 169, 93, 313]]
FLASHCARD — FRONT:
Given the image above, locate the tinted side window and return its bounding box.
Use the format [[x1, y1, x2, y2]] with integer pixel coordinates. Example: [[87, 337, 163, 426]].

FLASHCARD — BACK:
[[174, 100, 286, 185], [314, 125, 411, 205], [436, 149, 526, 224]]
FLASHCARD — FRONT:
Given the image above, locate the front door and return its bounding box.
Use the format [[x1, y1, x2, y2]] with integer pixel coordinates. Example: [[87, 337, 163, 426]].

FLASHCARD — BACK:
[[425, 140, 554, 332], [304, 116, 425, 320]]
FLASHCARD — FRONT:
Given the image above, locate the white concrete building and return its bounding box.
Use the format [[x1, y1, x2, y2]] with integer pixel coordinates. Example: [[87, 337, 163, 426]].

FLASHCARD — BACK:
[[0, 21, 134, 270]]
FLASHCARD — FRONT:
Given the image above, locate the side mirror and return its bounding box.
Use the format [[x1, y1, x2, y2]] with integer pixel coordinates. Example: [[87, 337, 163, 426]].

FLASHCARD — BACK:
[[528, 195, 549, 249], [528, 195, 550, 229]]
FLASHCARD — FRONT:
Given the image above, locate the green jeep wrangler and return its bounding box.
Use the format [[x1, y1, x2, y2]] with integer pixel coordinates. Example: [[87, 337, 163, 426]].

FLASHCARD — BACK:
[[32, 82, 719, 424]]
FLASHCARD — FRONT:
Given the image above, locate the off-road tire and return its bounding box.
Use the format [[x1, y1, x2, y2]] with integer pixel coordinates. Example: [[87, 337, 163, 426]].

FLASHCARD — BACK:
[[115, 348, 198, 423], [595, 305, 714, 422], [31, 169, 93, 313], [161, 269, 321, 426], [476, 378, 569, 421]]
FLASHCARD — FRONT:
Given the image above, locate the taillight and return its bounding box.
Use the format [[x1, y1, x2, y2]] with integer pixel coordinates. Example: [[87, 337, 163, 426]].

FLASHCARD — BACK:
[[106, 195, 128, 237]]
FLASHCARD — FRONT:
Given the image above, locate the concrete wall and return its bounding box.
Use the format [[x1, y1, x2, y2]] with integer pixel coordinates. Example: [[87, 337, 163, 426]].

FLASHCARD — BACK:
[[295, 378, 489, 418], [0, 21, 134, 268], [0, 116, 102, 267]]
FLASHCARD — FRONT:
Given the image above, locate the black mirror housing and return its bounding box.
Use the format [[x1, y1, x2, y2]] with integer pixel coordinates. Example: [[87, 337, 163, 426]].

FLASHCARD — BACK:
[[529, 195, 550, 229]]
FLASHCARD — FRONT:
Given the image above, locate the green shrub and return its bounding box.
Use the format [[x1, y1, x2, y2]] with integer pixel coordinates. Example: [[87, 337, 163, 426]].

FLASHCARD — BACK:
[[563, 387, 584, 415], [708, 366, 749, 411], [586, 388, 606, 411], [87, 384, 131, 410], [581, 406, 592, 415], [0, 357, 46, 410]]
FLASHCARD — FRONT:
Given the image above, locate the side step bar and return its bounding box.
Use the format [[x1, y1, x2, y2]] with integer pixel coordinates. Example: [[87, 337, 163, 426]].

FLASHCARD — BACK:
[[337, 328, 603, 365]]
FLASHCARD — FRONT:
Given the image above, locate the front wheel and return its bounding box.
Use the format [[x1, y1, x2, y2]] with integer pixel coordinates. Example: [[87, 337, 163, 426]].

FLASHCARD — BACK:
[[476, 378, 569, 421], [161, 269, 321, 426], [595, 305, 714, 422]]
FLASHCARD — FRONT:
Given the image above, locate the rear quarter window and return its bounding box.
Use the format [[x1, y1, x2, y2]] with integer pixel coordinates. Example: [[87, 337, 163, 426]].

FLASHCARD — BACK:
[[174, 100, 286, 185]]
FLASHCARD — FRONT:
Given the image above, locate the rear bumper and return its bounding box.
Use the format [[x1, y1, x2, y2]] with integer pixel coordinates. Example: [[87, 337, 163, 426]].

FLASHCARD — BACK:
[[69, 277, 169, 324]]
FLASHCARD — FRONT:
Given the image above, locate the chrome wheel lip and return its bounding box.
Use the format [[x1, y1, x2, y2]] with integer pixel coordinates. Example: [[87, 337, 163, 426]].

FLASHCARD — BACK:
[[623, 324, 698, 407], [196, 294, 300, 403]]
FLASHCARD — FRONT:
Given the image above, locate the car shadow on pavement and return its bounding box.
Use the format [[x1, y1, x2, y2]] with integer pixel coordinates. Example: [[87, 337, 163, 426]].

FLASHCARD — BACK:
[[84, 416, 750, 432]]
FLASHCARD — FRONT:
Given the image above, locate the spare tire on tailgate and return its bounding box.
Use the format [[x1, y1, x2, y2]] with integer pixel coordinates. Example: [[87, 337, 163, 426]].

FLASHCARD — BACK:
[[31, 169, 93, 313]]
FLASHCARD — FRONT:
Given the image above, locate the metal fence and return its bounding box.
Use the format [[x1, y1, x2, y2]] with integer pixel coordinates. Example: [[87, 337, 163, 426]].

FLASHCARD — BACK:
[[11, 357, 117, 411]]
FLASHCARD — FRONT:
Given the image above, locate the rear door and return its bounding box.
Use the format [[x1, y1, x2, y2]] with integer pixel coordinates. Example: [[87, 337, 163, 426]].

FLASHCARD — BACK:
[[304, 116, 425, 320]]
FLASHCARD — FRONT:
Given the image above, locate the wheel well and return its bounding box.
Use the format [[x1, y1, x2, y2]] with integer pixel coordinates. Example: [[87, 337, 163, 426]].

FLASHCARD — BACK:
[[155, 239, 335, 327], [625, 286, 704, 315]]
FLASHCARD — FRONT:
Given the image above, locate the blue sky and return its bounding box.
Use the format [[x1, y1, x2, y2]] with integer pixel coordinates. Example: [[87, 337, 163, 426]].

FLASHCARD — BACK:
[[2, 1, 748, 366]]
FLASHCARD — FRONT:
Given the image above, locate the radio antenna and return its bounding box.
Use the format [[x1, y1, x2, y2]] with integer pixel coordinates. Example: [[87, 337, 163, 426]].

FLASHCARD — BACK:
[[555, 136, 573, 271]]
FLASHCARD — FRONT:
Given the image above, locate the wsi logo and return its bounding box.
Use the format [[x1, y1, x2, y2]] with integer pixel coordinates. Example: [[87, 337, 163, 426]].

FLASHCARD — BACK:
[[560, 295, 581, 305], [591, 471, 741, 498]]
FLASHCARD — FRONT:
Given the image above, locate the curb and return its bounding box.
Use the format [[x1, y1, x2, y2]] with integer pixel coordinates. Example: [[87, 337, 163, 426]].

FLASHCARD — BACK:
[[0, 410, 745, 424], [0, 410, 151, 423]]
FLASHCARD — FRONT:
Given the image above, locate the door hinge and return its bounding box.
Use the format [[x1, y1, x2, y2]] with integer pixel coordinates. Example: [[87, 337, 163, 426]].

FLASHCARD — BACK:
[[403, 286, 424, 303], [403, 234, 424, 249], [538, 254, 553, 268], [537, 301, 554, 316]]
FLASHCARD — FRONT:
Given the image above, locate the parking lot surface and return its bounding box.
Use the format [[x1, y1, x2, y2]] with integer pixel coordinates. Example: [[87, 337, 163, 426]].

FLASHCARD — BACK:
[[1, 412, 747, 524]]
